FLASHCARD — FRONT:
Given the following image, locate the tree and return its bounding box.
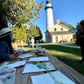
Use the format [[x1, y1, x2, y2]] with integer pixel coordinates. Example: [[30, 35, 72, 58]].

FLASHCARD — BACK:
[[35, 26, 43, 41], [27, 23, 40, 38], [60, 22, 75, 33], [0, 0, 43, 29], [9, 24, 27, 42], [75, 23, 81, 35], [14, 24, 27, 41]]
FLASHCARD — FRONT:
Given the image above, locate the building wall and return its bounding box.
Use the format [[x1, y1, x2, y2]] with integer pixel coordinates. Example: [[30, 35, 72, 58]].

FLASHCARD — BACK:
[[48, 24, 69, 32], [45, 23, 73, 43], [52, 34, 73, 43]]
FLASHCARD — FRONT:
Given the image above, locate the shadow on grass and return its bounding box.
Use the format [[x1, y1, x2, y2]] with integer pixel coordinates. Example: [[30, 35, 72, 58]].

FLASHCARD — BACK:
[[22, 44, 37, 48], [21, 43, 84, 75], [41, 44, 84, 75], [42, 44, 81, 57]]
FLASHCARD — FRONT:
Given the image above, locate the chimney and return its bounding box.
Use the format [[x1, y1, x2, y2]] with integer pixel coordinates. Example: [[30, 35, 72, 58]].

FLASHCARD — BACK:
[[56, 18, 60, 24]]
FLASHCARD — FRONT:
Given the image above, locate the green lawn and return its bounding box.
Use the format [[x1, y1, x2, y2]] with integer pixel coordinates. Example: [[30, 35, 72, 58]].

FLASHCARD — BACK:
[[55, 41, 79, 46], [41, 43, 84, 76], [14, 43, 84, 76]]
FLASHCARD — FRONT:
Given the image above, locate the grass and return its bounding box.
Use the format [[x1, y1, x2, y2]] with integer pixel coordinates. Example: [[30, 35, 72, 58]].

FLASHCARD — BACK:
[[41, 43, 84, 76], [13, 43, 84, 76], [55, 41, 79, 46]]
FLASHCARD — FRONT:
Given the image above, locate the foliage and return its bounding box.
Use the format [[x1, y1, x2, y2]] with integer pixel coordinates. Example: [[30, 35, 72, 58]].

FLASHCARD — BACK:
[[0, 0, 43, 29], [35, 26, 43, 41], [75, 23, 81, 36], [27, 23, 40, 38], [9, 23, 43, 42], [41, 43, 84, 75], [60, 22, 75, 33], [9, 24, 27, 41]]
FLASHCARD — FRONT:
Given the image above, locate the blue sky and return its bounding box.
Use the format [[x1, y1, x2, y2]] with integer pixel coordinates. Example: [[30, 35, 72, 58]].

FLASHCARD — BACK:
[[34, 0, 84, 40]]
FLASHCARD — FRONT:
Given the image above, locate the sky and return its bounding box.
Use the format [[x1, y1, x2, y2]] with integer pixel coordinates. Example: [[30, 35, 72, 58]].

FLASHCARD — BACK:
[[34, 0, 84, 40]]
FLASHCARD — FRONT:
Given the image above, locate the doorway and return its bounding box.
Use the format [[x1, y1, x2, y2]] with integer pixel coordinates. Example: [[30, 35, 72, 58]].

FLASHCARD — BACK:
[[56, 36, 58, 43]]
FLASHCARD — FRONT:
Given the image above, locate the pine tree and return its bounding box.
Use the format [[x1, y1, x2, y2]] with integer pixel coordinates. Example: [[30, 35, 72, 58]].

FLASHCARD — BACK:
[[35, 26, 43, 41]]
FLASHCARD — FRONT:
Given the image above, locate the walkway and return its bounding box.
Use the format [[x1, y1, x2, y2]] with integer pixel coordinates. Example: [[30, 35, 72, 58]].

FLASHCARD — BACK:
[[57, 44, 80, 48]]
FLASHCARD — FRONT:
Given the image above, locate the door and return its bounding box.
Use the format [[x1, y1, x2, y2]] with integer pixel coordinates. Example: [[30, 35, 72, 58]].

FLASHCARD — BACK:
[[56, 36, 58, 43]]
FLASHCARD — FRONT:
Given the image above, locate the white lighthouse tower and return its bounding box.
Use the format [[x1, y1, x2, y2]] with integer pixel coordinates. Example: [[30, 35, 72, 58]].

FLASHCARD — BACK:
[[45, 0, 54, 30]]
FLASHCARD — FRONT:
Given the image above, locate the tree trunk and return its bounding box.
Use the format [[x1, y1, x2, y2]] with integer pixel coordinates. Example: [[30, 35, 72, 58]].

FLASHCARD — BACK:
[[0, 15, 8, 30]]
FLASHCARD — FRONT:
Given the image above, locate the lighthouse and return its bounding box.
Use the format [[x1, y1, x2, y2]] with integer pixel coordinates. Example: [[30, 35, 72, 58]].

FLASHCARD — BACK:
[[45, 0, 54, 30]]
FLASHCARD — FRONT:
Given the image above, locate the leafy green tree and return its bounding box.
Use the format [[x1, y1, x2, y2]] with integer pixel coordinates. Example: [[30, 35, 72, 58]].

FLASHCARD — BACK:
[[9, 25, 15, 32], [13, 24, 27, 41], [9, 25, 16, 42], [60, 22, 75, 33], [0, 0, 43, 29], [9, 24, 27, 41], [27, 23, 40, 38]]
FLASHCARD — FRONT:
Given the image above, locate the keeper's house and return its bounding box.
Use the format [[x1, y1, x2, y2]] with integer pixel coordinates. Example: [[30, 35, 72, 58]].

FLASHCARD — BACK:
[[45, 18, 73, 43]]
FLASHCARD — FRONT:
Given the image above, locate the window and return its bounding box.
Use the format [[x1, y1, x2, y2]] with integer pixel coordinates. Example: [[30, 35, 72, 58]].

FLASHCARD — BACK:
[[54, 28, 56, 31], [61, 28, 63, 31]]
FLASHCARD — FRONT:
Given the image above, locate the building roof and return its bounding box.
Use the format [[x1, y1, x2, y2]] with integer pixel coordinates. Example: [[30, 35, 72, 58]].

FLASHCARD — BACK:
[[47, 23, 70, 31], [59, 23, 69, 30], [50, 31, 73, 35]]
